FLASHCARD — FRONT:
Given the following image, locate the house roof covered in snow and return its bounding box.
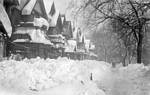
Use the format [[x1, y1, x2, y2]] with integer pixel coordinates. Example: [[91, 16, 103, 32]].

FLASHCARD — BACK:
[[61, 14, 66, 25], [62, 21, 73, 38], [21, 0, 37, 15], [18, 0, 54, 19], [13, 27, 53, 45], [48, 9, 60, 27], [43, 0, 53, 15], [65, 40, 77, 52], [0, 4, 12, 37]]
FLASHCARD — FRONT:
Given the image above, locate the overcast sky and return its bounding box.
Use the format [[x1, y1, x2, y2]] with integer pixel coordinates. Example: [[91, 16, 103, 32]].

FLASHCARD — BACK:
[[54, 0, 70, 14], [54, 0, 73, 21], [52, 0, 90, 37]]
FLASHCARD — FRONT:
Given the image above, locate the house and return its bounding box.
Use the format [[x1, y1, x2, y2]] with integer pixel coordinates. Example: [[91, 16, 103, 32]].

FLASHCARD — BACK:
[[44, 2, 67, 57], [0, 3, 12, 37], [61, 14, 66, 25], [47, 11, 63, 35], [47, 11, 65, 57], [62, 21, 73, 40], [10, 0, 52, 43], [64, 39, 77, 59], [0, 3, 13, 57], [0, 33, 6, 58], [63, 27, 86, 60], [9, 0, 55, 58], [75, 28, 86, 52], [0, 23, 7, 58]]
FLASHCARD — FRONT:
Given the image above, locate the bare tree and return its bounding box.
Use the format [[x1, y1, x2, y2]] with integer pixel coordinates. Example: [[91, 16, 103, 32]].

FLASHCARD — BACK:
[[74, 0, 150, 64]]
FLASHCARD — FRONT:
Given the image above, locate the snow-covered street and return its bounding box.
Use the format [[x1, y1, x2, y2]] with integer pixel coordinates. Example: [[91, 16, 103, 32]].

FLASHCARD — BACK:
[[1, 0, 150, 95], [0, 58, 110, 95], [0, 58, 150, 95], [110, 64, 150, 95]]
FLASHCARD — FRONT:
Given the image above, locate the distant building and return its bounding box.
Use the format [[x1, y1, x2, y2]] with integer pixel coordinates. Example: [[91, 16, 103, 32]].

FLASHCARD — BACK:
[[62, 20, 73, 40], [0, 27, 7, 58], [48, 12, 63, 35], [0, 0, 97, 60], [9, 0, 54, 58], [0, 3, 13, 57]]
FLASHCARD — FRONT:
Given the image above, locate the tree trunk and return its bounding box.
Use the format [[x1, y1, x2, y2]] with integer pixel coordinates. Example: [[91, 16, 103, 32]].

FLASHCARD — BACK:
[[122, 49, 127, 66], [137, 29, 143, 63]]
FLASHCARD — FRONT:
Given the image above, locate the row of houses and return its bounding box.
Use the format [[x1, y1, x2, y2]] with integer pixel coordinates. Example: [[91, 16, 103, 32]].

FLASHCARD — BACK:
[[0, 0, 97, 60]]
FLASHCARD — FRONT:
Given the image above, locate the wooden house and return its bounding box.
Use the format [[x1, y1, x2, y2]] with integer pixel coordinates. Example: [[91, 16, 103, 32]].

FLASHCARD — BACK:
[[0, 23, 7, 58], [45, 1, 64, 35], [63, 27, 87, 60], [0, 3, 13, 57], [64, 39, 77, 58], [76, 28, 86, 52], [9, 0, 56, 59], [62, 21, 73, 40], [61, 14, 66, 25], [0, 34, 6, 58], [0, 3, 12, 37], [48, 13, 63, 35], [45, 3, 66, 57]]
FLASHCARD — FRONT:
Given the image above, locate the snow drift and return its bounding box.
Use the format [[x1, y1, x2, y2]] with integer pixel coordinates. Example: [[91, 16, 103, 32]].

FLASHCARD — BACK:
[[111, 63, 150, 95], [1, 57, 150, 95], [0, 57, 111, 95]]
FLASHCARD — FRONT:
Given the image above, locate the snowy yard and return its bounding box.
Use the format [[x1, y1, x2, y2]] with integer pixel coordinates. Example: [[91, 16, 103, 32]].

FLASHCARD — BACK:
[[0, 58, 150, 95]]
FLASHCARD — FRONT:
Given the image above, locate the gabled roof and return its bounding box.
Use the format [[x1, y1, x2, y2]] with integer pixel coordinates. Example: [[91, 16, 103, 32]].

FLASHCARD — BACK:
[[33, 0, 47, 19], [49, 2, 56, 16], [22, 0, 36, 15], [17, 0, 30, 10], [62, 21, 72, 38], [73, 27, 85, 43], [43, 0, 53, 15], [64, 21, 72, 28], [0, 4, 12, 37], [61, 14, 66, 25], [48, 9, 60, 27], [19, 0, 53, 19]]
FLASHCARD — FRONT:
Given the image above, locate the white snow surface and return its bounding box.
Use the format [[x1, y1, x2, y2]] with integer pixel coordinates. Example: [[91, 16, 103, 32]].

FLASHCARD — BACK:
[[33, 18, 49, 30], [109, 63, 150, 95], [0, 58, 110, 95], [0, 58, 150, 95], [14, 27, 52, 45]]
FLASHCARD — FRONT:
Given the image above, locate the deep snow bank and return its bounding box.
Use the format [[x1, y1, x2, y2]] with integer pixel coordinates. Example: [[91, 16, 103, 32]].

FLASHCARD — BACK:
[[0, 57, 111, 95], [111, 63, 150, 95]]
